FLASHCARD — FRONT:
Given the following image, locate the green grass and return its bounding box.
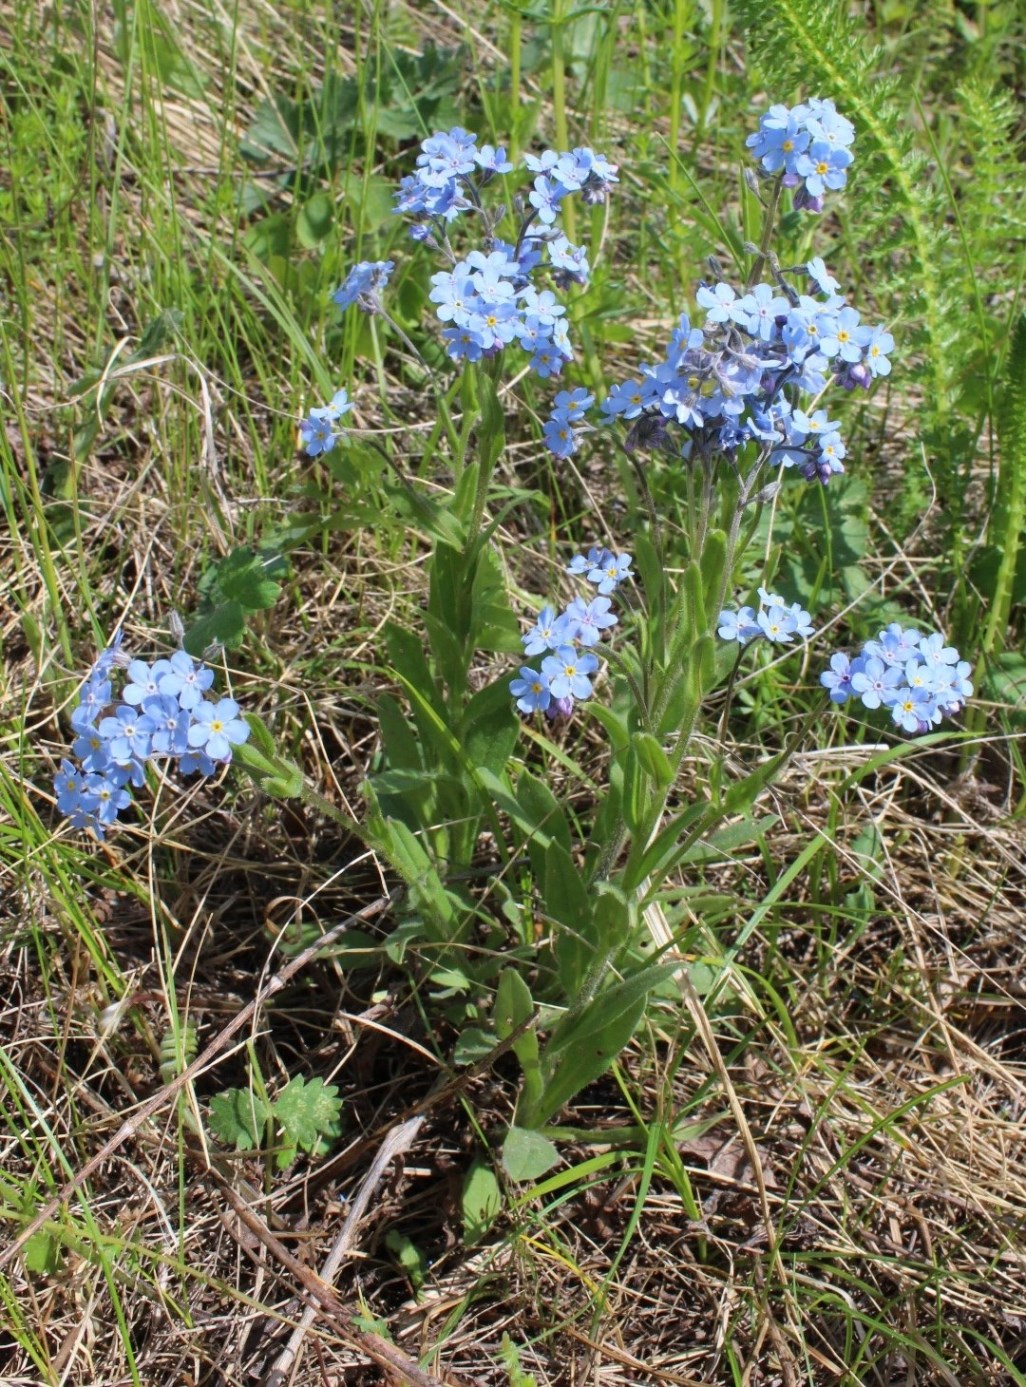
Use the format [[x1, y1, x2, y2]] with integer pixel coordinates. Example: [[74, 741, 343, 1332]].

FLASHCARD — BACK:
[[2, 0, 1026, 1382]]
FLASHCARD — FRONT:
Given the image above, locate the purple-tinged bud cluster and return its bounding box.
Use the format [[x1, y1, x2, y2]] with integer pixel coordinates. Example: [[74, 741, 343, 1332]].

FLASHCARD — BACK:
[[299, 388, 353, 457], [510, 546, 632, 720], [821, 624, 972, 733], [745, 98, 855, 213], [599, 257, 892, 482], [55, 634, 250, 839], [390, 126, 615, 376], [718, 588, 815, 647]]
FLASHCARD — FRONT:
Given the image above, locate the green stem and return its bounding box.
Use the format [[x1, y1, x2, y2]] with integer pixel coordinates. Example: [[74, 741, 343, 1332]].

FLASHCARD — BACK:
[[747, 174, 784, 289], [549, 0, 576, 245], [508, 9, 522, 164]]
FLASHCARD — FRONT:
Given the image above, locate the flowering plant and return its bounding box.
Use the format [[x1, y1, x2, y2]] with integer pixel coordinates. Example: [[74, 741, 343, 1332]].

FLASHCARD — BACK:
[[55, 102, 972, 1175], [54, 630, 249, 839]]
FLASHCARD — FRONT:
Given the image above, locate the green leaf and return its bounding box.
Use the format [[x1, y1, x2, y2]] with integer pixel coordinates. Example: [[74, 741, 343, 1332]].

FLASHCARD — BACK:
[[208, 1087, 268, 1152], [272, 1075, 342, 1158], [200, 545, 288, 613], [385, 1230, 428, 1293], [501, 1126, 561, 1181], [462, 1159, 502, 1245], [461, 678, 519, 778], [470, 545, 521, 653], [183, 601, 246, 655], [700, 530, 728, 623], [542, 840, 594, 997], [234, 730, 305, 800], [515, 770, 572, 853], [297, 190, 334, 246], [23, 1227, 61, 1276], [631, 731, 673, 788], [526, 964, 677, 1128]]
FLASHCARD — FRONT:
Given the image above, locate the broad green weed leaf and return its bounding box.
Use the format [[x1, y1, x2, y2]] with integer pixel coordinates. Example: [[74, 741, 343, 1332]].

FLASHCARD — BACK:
[[501, 1127, 560, 1181], [462, 1159, 501, 1245], [528, 964, 677, 1127], [461, 679, 518, 778]]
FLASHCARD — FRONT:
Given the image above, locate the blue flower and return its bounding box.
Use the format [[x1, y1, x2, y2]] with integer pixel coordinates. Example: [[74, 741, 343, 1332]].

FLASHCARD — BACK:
[[548, 236, 590, 287], [720, 607, 759, 643], [474, 143, 514, 175], [734, 283, 790, 342], [72, 725, 113, 774], [553, 387, 593, 421], [143, 695, 191, 756], [75, 675, 112, 725], [543, 408, 577, 458], [55, 759, 87, 814], [601, 379, 651, 419], [861, 324, 894, 378], [98, 705, 157, 763], [818, 305, 865, 362], [806, 258, 839, 294], [186, 697, 250, 763], [509, 667, 552, 715], [541, 646, 599, 700], [429, 263, 476, 322], [824, 624, 969, 732], [158, 650, 214, 711], [821, 651, 860, 703], [561, 595, 618, 647], [697, 281, 739, 324], [850, 657, 903, 710], [719, 590, 813, 646], [567, 546, 611, 576], [529, 343, 564, 378], [300, 413, 337, 456], [321, 388, 353, 422], [528, 174, 565, 225], [522, 605, 569, 657], [795, 141, 853, 199], [890, 686, 937, 734], [86, 773, 132, 826], [443, 324, 486, 362], [122, 658, 172, 707], [745, 103, 811, 175], [589, 552, 632, 594], [179, 749, 217, 778]]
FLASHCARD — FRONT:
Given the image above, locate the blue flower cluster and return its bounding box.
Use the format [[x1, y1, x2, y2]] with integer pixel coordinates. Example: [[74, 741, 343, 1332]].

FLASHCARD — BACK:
[[54, 633, 250, 838], [821, 624, 972, 733], [392, 126, 616, 374], [746, 98, 855, 213], [510, 546, 632, 719], [718, 588, 815, 646], [597, 256, 892, 481], [543, 387, 594, 457], [299, 388, 353, 458]]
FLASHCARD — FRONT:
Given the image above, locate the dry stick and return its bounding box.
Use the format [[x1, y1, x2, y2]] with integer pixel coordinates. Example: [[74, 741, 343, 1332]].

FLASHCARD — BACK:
[[0, 895, 391, 1272], [213, 1175, 476, 1387], [263, 1116, 426, 1387]]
